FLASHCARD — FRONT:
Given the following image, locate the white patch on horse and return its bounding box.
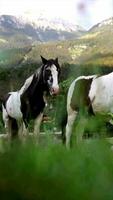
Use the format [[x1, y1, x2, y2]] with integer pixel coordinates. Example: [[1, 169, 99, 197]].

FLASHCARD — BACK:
[[89, 72, 113, 114], [6, 92, 22, 119], [51, 64, 59, 90]]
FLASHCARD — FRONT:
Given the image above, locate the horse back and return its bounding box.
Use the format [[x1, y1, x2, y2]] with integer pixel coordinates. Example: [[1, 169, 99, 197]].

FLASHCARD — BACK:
[[89, 73, 113, 113]]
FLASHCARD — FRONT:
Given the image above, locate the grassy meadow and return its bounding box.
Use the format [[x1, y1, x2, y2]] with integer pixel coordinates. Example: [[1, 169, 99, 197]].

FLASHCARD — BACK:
[[0, 139, 113, 200]]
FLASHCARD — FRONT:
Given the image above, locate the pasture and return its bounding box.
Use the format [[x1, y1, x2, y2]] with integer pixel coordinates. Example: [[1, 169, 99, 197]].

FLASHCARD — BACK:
[[0, 62, 113, 199], [0, 139, 113, 200]]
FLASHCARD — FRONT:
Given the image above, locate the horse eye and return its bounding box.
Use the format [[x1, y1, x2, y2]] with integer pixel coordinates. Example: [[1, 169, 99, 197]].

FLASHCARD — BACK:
[[46, 69, 51, 75]]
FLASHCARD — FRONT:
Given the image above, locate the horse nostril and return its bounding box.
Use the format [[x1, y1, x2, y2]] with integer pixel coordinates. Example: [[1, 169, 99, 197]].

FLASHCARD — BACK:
[[51, 87, 59, 95]]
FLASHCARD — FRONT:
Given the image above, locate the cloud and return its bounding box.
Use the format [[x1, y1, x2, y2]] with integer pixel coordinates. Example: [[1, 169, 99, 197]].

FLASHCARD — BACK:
[[0, 0, 113, 29], [75, 0, 113, 29]]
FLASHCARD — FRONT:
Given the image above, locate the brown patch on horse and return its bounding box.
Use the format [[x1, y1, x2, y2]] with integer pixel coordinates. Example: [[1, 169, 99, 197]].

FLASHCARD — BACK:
[[70, 78, 94, 115]]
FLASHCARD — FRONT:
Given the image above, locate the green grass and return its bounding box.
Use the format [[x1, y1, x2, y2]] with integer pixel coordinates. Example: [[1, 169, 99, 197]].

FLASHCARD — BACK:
[[0, 140, 113, 200]]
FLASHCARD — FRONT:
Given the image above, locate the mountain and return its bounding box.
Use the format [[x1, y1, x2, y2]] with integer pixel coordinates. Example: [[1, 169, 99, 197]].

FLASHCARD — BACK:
[[0, 15, 85, 48], [89, 17, 113, 31], [20, 17, 113, 66], [0, 16, 113, 69], [76, 17, 113, 66]]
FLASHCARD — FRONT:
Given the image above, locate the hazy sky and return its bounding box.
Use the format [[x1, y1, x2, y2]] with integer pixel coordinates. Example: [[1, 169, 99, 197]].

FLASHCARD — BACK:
[[0, 0, 113, 29]]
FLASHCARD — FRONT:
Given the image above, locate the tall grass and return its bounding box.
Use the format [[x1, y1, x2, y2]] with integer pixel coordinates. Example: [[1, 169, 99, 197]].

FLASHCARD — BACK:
[[0, 139, 113, 200]]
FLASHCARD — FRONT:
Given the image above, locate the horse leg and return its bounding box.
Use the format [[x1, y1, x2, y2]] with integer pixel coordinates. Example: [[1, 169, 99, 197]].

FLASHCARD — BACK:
[[6, 118, 18, 144], [65, 110, 77, 149], [4, 117, 9, 136], [33, 113, 43, 142], [2, 105, 9, 135], [19, 122, 30, 144], [18, 120, 27, 142], [75, 114, 88, 144], [6, 118, 12, 141], [23, 122, 28, 136]]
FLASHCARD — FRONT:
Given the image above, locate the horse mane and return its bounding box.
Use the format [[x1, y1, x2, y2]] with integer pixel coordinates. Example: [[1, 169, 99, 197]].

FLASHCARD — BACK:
[[19, 75, 34, 95], [19, 67, 42, 95]]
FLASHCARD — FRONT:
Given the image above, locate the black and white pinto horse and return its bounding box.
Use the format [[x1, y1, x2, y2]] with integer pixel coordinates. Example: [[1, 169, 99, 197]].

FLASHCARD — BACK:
[[64, 72, 113, 148], [2, 56, 60, 140]]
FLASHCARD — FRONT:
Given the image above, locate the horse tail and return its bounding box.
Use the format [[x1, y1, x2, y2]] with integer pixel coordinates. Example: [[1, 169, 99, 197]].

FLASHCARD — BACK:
[[0, 97, 4, 112], [0, 104, 2, 112], [61, 111, 67, 144], [59, 94, 68, 144]]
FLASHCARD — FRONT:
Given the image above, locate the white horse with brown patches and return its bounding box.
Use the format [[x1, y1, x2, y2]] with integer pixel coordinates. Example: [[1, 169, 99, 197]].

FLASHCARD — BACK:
[[64, 72, 113, 148]]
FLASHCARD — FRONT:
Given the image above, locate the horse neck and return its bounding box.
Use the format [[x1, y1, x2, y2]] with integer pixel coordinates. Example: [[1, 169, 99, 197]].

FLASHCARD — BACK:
[[33, 77, 45, 96], [23, 68, 46, 99], [34, 68, 47, 94]]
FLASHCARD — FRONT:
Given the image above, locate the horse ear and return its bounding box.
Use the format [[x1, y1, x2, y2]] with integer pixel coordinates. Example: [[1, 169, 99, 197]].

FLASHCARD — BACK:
[[40, 56, 48, 65], [55, 57, 58, 63]]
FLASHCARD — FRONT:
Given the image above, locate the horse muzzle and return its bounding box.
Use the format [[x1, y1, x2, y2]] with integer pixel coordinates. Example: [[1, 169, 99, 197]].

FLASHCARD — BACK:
[[50, 86, 60, 95]]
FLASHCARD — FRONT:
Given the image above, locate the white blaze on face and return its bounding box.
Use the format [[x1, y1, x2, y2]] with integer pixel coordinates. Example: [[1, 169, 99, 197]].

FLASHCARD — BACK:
[[50, 64, 59, 94]]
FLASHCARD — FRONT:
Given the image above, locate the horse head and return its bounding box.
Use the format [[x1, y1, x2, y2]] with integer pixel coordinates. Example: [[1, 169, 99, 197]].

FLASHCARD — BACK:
[[41, 56, 61, 95]]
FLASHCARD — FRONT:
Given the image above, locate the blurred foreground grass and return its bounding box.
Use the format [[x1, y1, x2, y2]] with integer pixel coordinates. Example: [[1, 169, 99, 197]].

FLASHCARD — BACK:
[[0, 140, 113, 200]]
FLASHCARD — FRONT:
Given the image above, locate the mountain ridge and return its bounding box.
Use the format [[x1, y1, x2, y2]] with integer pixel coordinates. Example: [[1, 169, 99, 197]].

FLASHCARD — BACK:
[[0, 16, 113, 68], [0, 14, 86, 48]]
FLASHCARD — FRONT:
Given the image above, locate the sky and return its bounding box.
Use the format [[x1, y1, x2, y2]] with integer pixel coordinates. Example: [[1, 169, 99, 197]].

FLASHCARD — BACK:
[[0, 0, 113, 29]]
